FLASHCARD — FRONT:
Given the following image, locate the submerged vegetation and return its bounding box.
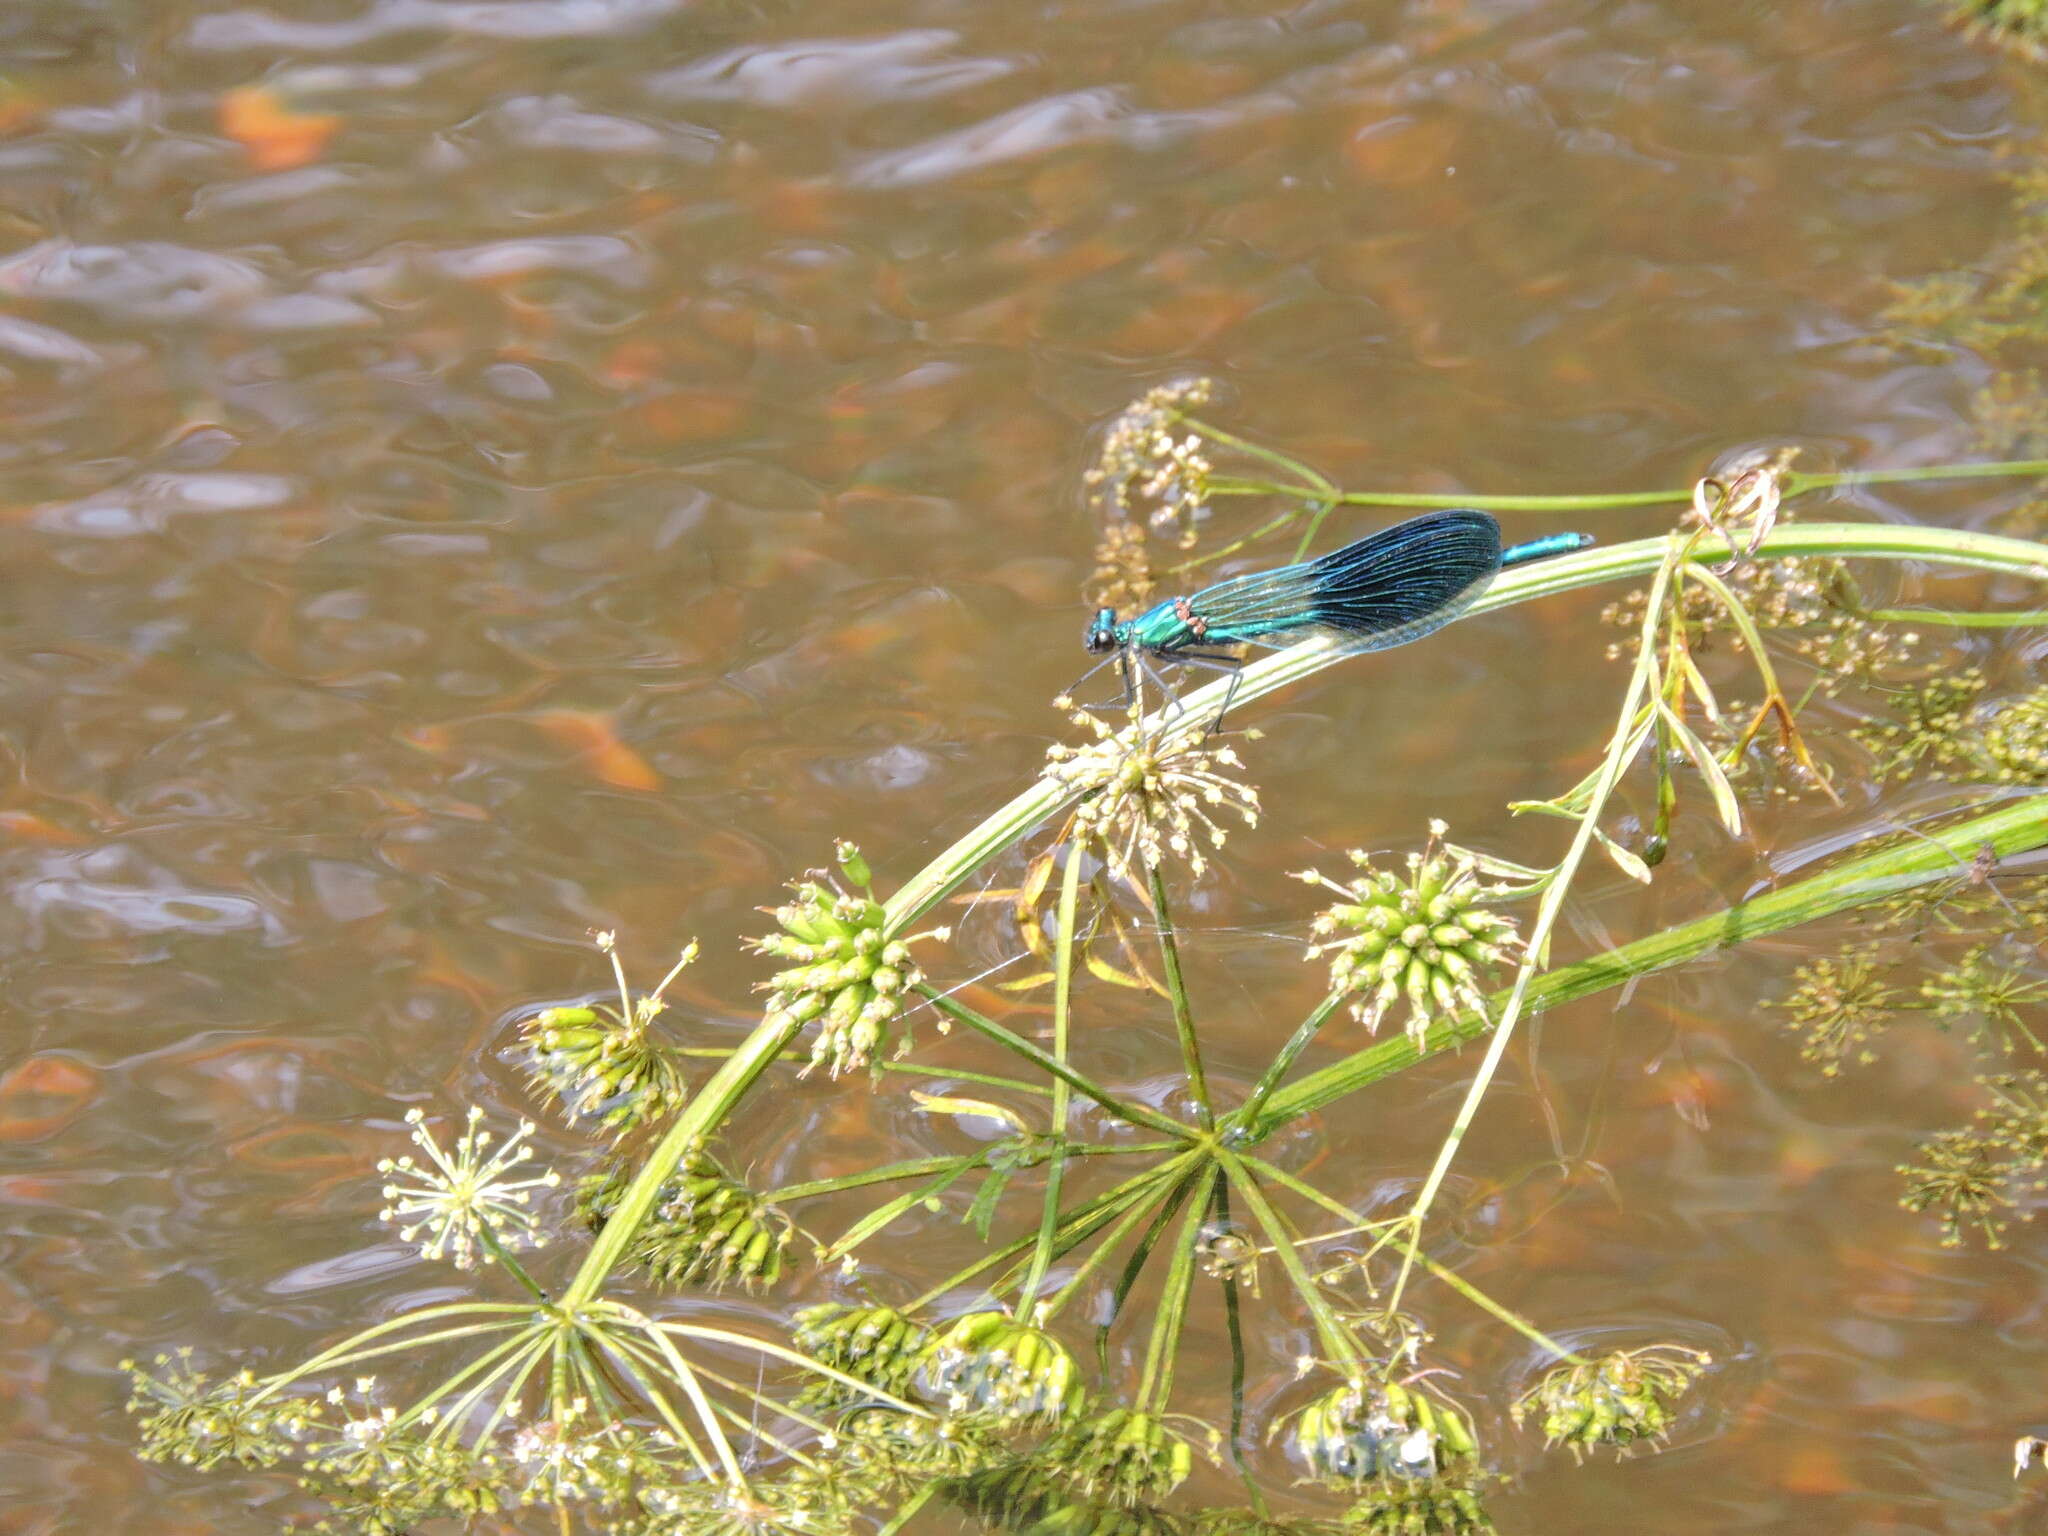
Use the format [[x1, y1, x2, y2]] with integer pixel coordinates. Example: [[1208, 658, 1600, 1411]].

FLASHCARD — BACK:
[[125, 381, 2048, 1532], [1937, 0, 2048, 60]]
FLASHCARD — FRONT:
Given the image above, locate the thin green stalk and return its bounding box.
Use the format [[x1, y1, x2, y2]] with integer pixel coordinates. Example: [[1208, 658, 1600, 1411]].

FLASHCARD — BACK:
[[880, 1061, 1055, 1096], [296, 1320, 533, 1395], [1202, 457, 2048, 518], [568, 517, 2048, 1309], [1097, 1169, 1202, 1369], [1241, 1154, 1585, 1366], [562, 1011, 804, 1308], [1395, 543, 1679, 1275], [915, 983, 1191, 1138], [1040, 1170, 1188, 1323], [1183, 417, 1338, 494], [1208, 480, 1689, 512], [1251, 792, 2048, 1132], [244, 1303, 536, 1406], [1133, 1168, 1215, 1411], [475, 1222, 548, 1304], [1174, 502, 1321, 574], [1234, 989, 1346, 1129], [766, 1142, 1168, 1204], [881, 523, 2048, 938], [765, 1155, 972, 1204], [467, 1332, 555, 1449], [904, 1154, 1196, 1313], [878, 1484, 938, 1536], [1216, 1148, 1364, 1374], [1147, 863, 1213, 1126], [1848, 606, 2048, 628], [825, 1163, 977, 1263], [1792, 459, 2048, 493], [600, 1304, 750, 1483], [590, 1336, 718, 1480], [1212, 1177, 1264, 1513], [1020, 842, 1085, 1311]]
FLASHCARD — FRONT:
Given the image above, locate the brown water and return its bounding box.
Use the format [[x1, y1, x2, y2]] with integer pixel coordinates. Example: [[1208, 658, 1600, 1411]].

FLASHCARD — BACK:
[[3, 2, 2045, 1531]]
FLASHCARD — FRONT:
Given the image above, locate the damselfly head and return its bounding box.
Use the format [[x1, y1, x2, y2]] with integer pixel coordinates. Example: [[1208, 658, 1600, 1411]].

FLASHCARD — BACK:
[[1084, 607, 1120, 654]]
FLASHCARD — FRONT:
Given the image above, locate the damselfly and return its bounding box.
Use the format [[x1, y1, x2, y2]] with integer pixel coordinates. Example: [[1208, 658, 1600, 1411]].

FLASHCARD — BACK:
[[1081, 509, 1592, 728]]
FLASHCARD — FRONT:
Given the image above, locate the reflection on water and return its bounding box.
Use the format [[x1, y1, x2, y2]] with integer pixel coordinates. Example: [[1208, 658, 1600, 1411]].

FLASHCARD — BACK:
[[1, 0, 2041, 1530]]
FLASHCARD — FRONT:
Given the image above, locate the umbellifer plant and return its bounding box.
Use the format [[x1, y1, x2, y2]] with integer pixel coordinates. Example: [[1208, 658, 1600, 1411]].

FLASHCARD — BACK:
[[128, 387, 2048, 1535]]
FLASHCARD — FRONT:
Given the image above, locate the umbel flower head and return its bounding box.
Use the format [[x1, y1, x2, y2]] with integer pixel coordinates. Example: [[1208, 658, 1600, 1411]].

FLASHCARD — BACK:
[[1284, 1378, 1477, 1489], [920, 1311, 1083, 1426], [1043, 699, 1261, 885], [752, 840, 949, 1078], [1083, 377, 1216, 539], [793, 1304, 933, 1401], [1975, 685, 2048, 782], [1511, 1345, 1711, 1461], [1899, 1069, 2048, 1250], [579, 1150, 793, 1291], [1770, 945, 1902, 1076], [377, 1106, 561, 1271], [1921, 943, 2048, 1053], [1044, 1408, 1200, 1507], [1296, 822, 1522, 1047], [523, 931, 695, 1140], [123, 1349, 315, 1471], [1345, 1473, 1495, 1536]]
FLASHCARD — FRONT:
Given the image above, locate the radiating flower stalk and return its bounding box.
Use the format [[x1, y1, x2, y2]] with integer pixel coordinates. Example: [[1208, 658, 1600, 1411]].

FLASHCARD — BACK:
[[125, 395, 2048, 1533], [378, 1105, 560, 1279], [523, 931, 697, 1141]]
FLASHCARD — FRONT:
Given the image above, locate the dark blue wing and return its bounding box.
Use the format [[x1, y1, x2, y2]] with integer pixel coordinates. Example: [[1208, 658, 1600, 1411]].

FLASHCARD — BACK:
[[1283, 509, 1503, 655], [1166, 509, 1504, 654]]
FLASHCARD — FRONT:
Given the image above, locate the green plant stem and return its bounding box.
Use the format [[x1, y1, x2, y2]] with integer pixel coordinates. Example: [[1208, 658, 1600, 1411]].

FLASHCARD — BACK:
[[568, 518, 2048, 1310], [915, 984, 1190, 1138], [1041, 1170, 1188, 1323], [882, 523, 2048, 938], [246, 1303, 535, 1406], [904, 1155, 1196, 1313], [1849, 606, 2048, 628], [1147, 864, 1213, 1127], [878, 1484, 937, 1536], [1234, 989, 1346, 1130], [1398, 544, 1677, 1270], [881, 1062, 1056, 1096], [1133, 1168, 1215, 1411], [475, 1223, 549, 1304], [1019, 842, 1084, 1311], [670, 1049, 1059, 1097], [1183, 417, 1338, 496], [561, 1011, 805, 1308], [1211, 1176, 1263, 1510], [1097, 1167, 1203, 1373], [1241, 1154, 1585, 1366], [765, 1143, 1157, 1205], [1202, 458, 2048, 516], [1207, 478, 1690, 511], [1217, 1148, 1364, 1374], [1246, 792, 2048, 1134]]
